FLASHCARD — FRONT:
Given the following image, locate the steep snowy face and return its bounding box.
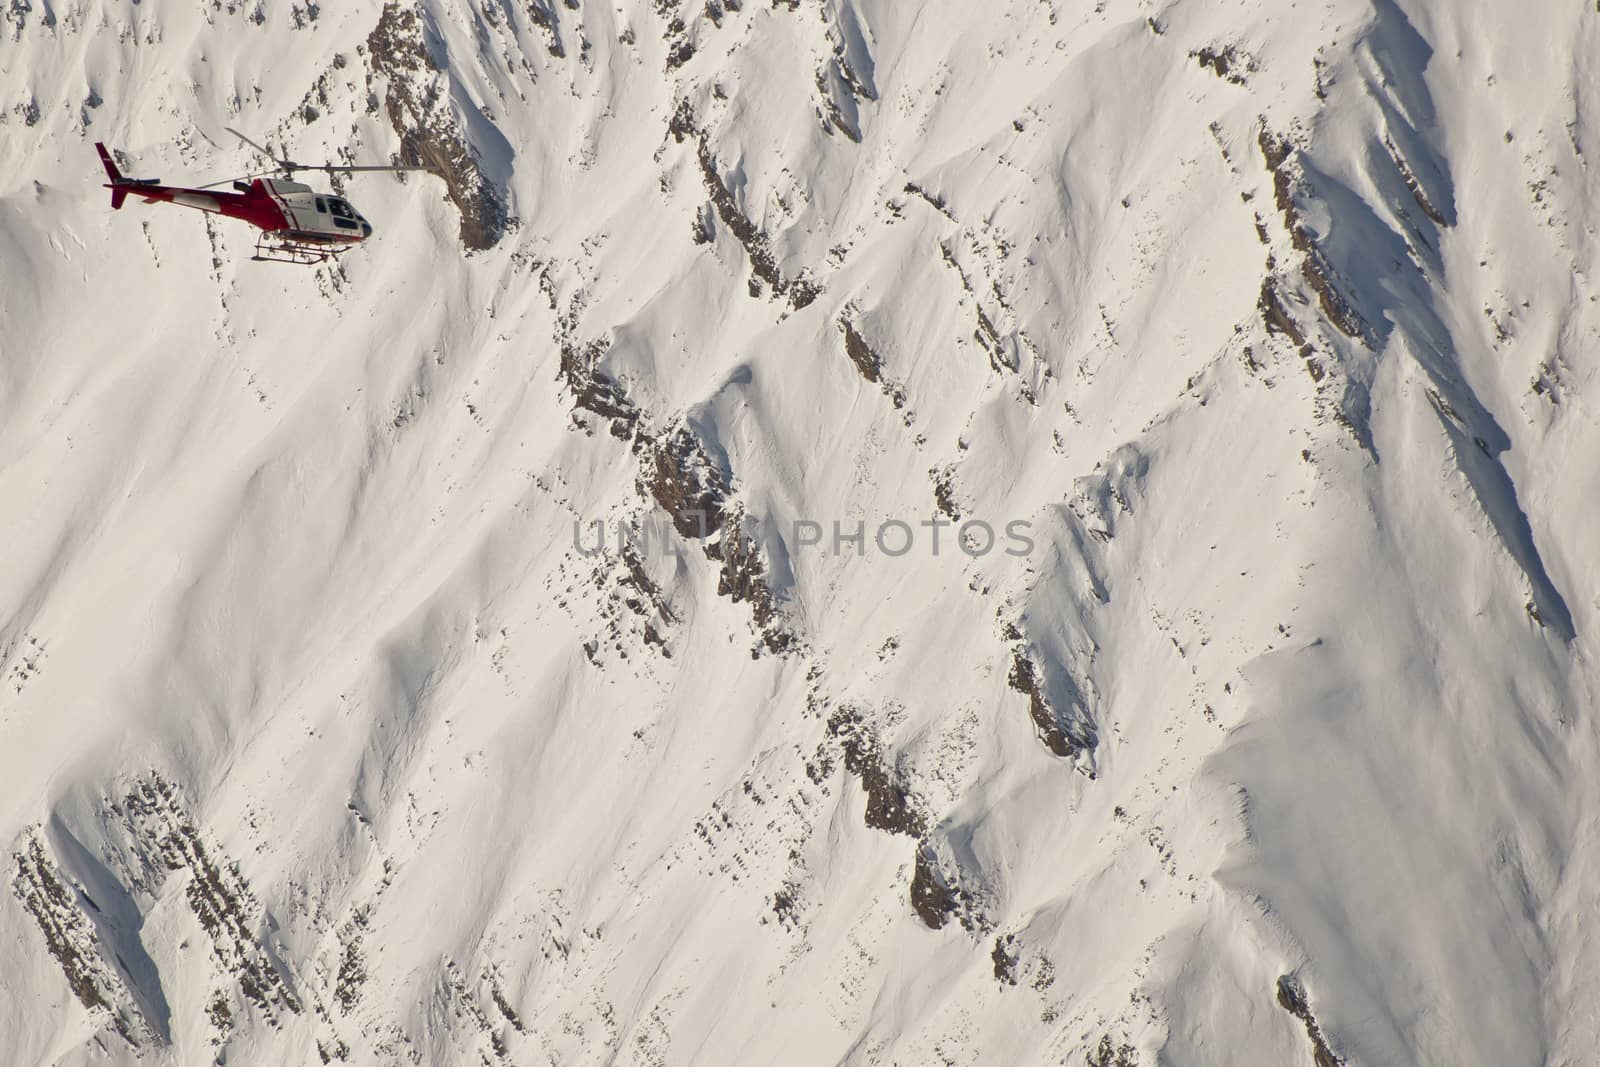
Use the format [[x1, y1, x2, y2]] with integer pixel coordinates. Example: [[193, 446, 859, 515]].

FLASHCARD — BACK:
[[3, 0, 1600, 1064]]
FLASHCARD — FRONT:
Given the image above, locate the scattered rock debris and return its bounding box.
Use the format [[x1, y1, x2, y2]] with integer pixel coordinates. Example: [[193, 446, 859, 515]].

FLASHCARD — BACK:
[[10, 835, 153, 1047], [674, 101, 821, 309]]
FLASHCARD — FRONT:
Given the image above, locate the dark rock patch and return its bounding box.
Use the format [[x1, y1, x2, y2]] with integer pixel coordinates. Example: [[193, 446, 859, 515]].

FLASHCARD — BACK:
[[367, 2, 507, 250], [678, 104, 821, 310], [841, 318, 881, 383], [1191, 44, 1252, 85], [1008, 651, 1096, 763], [909, 842, 960, 929], [10, 836, 150, 1046], [1087, 1035, 1139, 1067], [717, 509, 796, 654], [1258, 126, 1364, 339], [558, 336, 639, 439], [992, 933, 1020, 986], [117, 775, 302, 1021], [641, 424, 730, 545], [826, 706, 925, 837], [1277, 974, 1343, 1067]]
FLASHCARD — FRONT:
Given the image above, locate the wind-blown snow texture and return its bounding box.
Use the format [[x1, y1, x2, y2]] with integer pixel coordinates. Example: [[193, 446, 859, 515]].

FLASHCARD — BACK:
[[2, 1, 1599, 1064]]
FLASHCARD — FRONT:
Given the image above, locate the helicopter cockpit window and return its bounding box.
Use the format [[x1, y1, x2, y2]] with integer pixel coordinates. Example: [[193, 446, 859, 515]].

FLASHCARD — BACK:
[[328, 198, 360, 230]]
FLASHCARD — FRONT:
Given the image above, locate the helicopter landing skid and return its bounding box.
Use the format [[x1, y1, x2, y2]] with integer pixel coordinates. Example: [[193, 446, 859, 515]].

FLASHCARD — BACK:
[[252, 232, 350, 266]]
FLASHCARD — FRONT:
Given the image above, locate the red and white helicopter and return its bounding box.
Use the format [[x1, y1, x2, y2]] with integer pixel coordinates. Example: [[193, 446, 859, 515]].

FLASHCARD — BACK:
[[96, 131, 431, 264]]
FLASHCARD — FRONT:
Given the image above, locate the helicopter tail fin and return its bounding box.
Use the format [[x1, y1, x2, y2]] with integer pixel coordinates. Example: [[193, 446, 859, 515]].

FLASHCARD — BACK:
[[95, 142, 129, 209]]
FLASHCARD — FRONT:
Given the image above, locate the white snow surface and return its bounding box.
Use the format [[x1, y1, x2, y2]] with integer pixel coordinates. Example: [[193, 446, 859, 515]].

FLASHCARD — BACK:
[[2, 0, 1599, 1064]]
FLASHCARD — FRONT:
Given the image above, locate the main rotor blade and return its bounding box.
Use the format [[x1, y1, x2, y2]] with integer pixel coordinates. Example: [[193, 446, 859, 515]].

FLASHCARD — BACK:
[[311, 163, 436, 173], [225, 127, 295, 169], [224, 127, 435, 176]]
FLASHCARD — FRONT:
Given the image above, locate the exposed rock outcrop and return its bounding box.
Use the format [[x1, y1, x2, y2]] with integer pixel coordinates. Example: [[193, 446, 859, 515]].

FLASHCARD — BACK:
[[367, 2, 507, 250], [1277, 974, 1343, 1067], [1008, 650, 1096, 764]]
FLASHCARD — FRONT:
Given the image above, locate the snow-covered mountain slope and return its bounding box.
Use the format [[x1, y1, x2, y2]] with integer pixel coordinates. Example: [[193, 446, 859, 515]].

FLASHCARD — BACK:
[[3, 0, 1599, 1063]]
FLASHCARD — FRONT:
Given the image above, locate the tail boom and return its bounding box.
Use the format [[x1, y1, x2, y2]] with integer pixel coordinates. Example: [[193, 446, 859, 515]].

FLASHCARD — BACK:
[[93, 145, 292, 234]]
